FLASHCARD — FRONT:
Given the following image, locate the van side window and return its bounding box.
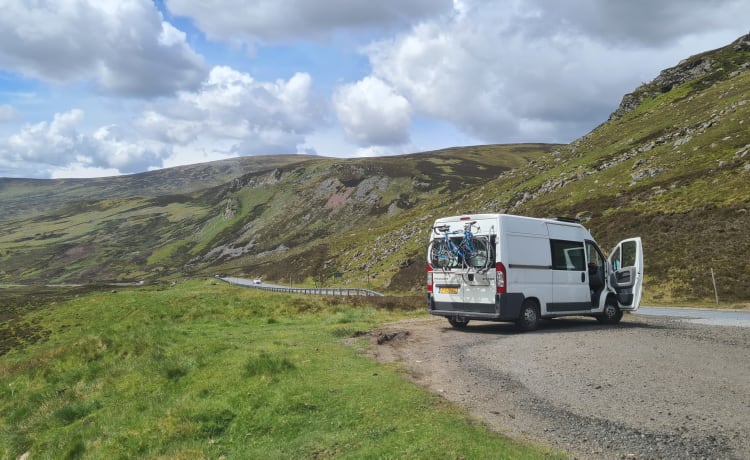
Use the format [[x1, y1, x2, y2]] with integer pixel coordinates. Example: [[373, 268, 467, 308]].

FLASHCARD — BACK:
[[621, 240, 637, 267], [551, 240, 585, 271]]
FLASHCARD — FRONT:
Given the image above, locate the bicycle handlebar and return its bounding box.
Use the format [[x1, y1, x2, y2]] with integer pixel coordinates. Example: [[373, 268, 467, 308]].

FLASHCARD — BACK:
[[433, 224, 451, 234], [433, 222, 480, 234]]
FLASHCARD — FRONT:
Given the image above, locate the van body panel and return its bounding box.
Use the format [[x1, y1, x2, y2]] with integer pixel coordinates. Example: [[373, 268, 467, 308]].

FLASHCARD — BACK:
[[508, 267, 552, 307], [501, 214, 548, 236], [504, 233, 549, 267], [547, 222, 590, 241], [430, 293, 525, 321]]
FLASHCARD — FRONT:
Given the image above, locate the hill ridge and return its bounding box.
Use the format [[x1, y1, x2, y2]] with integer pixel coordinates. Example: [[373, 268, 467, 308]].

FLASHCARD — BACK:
[[610, 32, 750, 120]]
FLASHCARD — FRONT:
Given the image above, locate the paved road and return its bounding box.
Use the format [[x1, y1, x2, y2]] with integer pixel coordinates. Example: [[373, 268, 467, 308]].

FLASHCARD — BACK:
[[371, 312, 750, 459], [637, 306, 750, 327]]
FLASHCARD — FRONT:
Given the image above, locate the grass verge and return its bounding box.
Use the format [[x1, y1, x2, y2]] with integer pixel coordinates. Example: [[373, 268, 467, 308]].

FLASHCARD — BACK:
[[0, 280, 560, 459]]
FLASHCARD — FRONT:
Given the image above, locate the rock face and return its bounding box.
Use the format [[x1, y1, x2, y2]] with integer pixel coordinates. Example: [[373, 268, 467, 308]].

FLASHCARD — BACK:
[[609, 33, 750, 121]]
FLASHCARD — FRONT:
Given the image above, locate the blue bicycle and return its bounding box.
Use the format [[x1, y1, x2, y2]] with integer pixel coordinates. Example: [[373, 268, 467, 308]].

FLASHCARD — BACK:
[[429, 221, 491, 271]]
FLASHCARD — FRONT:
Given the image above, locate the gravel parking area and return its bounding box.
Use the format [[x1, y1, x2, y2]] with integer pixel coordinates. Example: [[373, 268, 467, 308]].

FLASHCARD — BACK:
[[368, 313, 750, 459]]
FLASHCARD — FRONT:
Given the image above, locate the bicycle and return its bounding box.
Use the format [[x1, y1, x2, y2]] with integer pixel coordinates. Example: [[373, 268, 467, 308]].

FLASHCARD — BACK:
[[429, 221, 492, 272]]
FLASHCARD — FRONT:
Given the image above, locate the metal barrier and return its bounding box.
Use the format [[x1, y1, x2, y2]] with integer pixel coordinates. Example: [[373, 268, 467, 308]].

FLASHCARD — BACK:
[[218, 277, 384, 297]]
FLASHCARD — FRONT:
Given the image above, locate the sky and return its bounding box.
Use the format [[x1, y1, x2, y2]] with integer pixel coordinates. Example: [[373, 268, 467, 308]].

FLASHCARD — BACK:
[[0, 1, 748, 179]]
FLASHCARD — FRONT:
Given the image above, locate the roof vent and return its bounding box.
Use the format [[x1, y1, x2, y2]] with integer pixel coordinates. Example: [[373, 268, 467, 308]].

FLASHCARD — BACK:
[[552, 216, 581, 223]]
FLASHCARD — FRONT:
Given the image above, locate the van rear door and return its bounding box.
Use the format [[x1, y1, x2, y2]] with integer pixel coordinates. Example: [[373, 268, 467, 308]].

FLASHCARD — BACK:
[[461, 218, 496, 309], [608, 237, 644, 311], [429, 217, 496, 315]]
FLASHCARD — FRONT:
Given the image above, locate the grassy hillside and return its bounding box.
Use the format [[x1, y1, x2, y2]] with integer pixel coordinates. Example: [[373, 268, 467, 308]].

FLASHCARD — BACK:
[[0, 282, 558, 459], [1, 34, 749, 304], [0, 144, 551, 286], [0, 155, 317, 220]]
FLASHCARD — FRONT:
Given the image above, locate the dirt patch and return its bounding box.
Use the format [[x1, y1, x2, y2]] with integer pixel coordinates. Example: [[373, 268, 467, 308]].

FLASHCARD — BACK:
[[372, 330, 410, 345], [324, 186, 354, 210], [364, 315, 750, 459]]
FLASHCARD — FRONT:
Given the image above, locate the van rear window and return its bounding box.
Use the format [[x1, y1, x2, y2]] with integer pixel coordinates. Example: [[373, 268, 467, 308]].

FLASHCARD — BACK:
[[429, 235, 495, 270]]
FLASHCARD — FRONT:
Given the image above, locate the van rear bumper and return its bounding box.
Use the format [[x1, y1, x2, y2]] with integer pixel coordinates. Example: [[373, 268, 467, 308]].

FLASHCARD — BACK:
[[427, 293, 525, 322]]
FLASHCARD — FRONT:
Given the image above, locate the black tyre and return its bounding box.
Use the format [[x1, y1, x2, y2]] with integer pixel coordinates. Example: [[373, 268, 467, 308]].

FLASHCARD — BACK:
[[597, 299, 623, 324], [447, 316, 470, 328], [516, 300, 540, 332]]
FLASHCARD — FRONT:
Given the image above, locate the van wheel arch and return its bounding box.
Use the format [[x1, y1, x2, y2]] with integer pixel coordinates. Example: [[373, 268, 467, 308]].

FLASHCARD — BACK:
[[516, 298, 541, 332]]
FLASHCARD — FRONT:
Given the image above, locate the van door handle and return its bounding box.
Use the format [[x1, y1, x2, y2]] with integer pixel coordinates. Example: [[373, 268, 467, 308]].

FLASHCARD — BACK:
[[581, 272, 586, 283]]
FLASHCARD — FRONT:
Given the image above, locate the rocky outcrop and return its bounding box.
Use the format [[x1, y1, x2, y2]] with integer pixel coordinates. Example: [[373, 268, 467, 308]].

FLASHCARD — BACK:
[[609, 33, 750, 121]]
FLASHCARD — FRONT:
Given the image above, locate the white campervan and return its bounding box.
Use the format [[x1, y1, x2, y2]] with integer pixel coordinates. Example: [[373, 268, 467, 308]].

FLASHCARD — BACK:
[[426, 213, 643, 331]]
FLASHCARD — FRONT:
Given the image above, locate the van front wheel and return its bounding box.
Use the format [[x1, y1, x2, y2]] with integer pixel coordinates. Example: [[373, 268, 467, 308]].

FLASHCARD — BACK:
[[598, 300, 623, 324], [516, 300, 540, 332]]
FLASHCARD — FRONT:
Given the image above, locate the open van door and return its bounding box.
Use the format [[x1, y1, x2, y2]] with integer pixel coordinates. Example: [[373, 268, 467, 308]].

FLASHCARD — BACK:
[[608, 237, 643, 311]]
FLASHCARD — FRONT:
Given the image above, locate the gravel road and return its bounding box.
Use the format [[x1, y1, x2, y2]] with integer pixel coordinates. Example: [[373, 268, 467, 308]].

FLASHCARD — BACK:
[[367, 313, 750, 459]]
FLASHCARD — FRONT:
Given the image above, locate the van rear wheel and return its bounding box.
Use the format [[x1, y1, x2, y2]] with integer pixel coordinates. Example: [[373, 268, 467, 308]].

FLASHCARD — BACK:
[[516, 300, 540, 332], [447, 317, 470, 328]]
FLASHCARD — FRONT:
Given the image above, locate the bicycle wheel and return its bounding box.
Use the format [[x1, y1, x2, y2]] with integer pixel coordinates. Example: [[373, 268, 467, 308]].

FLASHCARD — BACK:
[[429, 240, 455, 269], [461, 236, 492, 271]]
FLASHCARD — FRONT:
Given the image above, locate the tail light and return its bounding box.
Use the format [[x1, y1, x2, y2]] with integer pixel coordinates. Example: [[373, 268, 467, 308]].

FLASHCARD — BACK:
[[496, 262, 507, 294], [427, 264, 434, 292]]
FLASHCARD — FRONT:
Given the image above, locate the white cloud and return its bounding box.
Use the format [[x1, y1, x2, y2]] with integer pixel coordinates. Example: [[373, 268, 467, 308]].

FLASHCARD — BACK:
[[0, 0, 206, 96], [50, 164, 122, 179], [333, 76, 411, 146], [165, 0, 453, 42], [352, 144, 414, 158], [0, 64, 327, 177], [89, 125, 167, 172], [352, 0, 750, 145], [136, 66, 325, 156], [0, 109, 170, 177], [6, 110, 89, 164], [522, 0, 750, 47]]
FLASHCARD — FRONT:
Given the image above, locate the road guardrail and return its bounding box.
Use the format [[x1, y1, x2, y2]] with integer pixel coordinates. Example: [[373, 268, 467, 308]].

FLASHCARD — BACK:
[[218, 277, 384, 297]]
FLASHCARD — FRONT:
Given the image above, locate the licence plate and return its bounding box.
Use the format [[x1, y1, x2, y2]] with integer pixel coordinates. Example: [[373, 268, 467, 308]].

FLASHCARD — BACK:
[[439, 286, 459, 294]]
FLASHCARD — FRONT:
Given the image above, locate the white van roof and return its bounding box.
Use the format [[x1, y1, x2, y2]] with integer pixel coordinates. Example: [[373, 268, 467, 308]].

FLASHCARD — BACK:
[[432, 213, 593, 239], [433, 213, 583, 225]]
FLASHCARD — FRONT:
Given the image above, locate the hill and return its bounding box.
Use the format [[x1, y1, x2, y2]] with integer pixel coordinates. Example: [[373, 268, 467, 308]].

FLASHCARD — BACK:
[[0, 144, 552, 287], [1, 33, 749, 304], [0, 155, 318, 220]]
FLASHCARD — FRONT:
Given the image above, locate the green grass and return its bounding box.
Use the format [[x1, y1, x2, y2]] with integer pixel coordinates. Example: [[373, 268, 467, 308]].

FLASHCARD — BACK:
[[0, 281, 559, 459], [147, 240, 192, 265]]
